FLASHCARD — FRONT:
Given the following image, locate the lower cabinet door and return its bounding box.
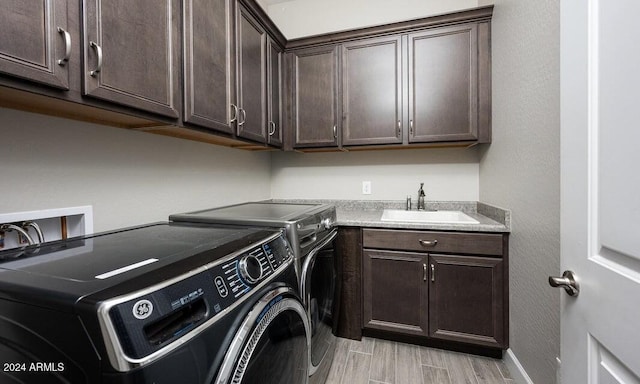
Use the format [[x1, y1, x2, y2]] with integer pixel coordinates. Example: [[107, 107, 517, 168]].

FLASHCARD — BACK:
[[428, 254, 505, 348], [362, 250, 428, 336]]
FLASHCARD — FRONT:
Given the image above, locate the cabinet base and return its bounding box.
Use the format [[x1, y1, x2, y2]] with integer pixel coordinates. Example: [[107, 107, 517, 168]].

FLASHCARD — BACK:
[[362, 328, 504, 359]]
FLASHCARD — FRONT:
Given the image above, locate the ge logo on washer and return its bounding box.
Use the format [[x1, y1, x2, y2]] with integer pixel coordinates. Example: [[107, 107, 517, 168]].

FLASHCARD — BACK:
[[132, 299, 153, 320]]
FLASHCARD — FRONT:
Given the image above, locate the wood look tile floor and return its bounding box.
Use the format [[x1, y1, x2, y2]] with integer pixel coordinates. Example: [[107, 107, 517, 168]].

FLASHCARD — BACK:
[[325, 337, 514, 384]]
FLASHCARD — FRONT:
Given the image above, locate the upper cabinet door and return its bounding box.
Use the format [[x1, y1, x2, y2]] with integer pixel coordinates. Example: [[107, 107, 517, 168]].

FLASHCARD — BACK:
[[267, 36, 283, 147], [183, 0, 235, 134], [236, 4, 266, 143], [0, 0, 70, 90], [83, 0, 180, 118], [408, 24, 478, 143], [290, 45, 340, 148], [342, 36, 403, 146]]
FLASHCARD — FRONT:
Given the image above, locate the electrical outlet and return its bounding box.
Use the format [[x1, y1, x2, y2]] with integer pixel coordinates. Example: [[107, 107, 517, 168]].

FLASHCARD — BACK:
[[362, 181, 372, 195]]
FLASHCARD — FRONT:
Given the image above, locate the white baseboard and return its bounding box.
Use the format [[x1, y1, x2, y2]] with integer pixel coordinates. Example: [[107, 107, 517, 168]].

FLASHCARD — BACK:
[[504, 348, 535, 384]]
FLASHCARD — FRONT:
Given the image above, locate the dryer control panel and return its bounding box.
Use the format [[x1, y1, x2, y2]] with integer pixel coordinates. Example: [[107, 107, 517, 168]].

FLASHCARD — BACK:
[[99, 232, 293, 369]]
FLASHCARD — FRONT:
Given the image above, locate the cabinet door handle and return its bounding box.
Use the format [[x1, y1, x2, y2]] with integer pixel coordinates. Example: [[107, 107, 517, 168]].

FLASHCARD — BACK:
[[268, 121, 276, 136], [419, 239, 438, 247], [230, 104, 239, 123], [333, 125, 337, 139], [57, 27, 71, 66], [423, 263, 427, 282], [89, 41, 102, 77], [238, 108, 246, 126], [409, 119, 414, 135], [431, 264, 435, 282], [397, 120, 401, 137]]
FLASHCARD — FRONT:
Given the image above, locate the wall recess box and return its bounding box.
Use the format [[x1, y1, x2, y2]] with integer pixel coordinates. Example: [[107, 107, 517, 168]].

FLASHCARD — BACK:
[[0, 206, 93, 250]]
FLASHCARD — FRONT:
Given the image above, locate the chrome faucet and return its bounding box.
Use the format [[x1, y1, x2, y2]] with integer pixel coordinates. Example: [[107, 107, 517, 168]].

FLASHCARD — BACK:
[[417, 183, 426, 211]]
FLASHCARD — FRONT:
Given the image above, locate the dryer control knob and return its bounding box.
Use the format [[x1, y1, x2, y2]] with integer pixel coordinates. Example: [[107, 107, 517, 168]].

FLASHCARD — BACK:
[[238, 255, 263, 284]]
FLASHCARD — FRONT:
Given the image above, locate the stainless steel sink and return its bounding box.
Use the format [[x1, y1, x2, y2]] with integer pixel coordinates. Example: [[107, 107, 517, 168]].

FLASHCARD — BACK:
[[380, 209, 480, 224]]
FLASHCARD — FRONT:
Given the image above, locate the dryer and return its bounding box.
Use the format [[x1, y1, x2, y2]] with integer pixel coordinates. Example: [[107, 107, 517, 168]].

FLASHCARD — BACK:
[[0, 222, 309, 384]]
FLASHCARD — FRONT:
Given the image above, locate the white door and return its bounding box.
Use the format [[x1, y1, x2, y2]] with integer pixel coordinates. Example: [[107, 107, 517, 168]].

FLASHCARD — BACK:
[[560, 0, 640, 382]]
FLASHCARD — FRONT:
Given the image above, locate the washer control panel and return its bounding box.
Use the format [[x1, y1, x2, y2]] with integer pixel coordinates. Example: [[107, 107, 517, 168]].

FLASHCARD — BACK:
[[104, 232, 293, 362]]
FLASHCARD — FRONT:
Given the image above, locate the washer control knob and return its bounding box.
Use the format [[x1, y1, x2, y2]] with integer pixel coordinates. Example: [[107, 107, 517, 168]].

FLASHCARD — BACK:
[[321, 218, 333, 230], [238, 255, 263, 284]]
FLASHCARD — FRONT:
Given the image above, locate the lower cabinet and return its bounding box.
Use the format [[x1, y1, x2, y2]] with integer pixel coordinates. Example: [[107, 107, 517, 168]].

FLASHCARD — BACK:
[[362, 250, 428, 336], [428, 254, 504, 348], [360, 228, 508, 352]]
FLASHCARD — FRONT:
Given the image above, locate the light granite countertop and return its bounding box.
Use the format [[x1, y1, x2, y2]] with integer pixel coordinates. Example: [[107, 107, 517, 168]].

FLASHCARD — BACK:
[[271, 199, 511, 233]]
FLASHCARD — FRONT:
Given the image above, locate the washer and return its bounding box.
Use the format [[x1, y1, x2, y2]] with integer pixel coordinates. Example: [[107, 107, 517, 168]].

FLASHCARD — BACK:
[[0, 222, 309, 384]]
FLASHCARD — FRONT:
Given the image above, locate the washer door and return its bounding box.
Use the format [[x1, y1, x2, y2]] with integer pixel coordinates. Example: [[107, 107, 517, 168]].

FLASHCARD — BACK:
[[215, 288, 310, 384]]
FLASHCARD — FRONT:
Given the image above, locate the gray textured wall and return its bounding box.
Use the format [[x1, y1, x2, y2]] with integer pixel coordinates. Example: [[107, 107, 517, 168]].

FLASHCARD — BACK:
[[478, 1, 561, 383]]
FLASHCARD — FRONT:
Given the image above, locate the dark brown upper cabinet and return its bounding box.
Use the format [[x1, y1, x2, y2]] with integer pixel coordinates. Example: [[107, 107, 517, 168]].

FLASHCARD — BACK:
[[0, 0, 70, 90], [235, 4, 267, 143], [408, 24, 478, 143], [183, 0, 236, 134], [267, 37, 283, 147], [341, 36, 403, 146], [82, 0, 181, 118], [285, 7, 492, 150], [0, 2, 490, 150], [289, 45, 340, 148]]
